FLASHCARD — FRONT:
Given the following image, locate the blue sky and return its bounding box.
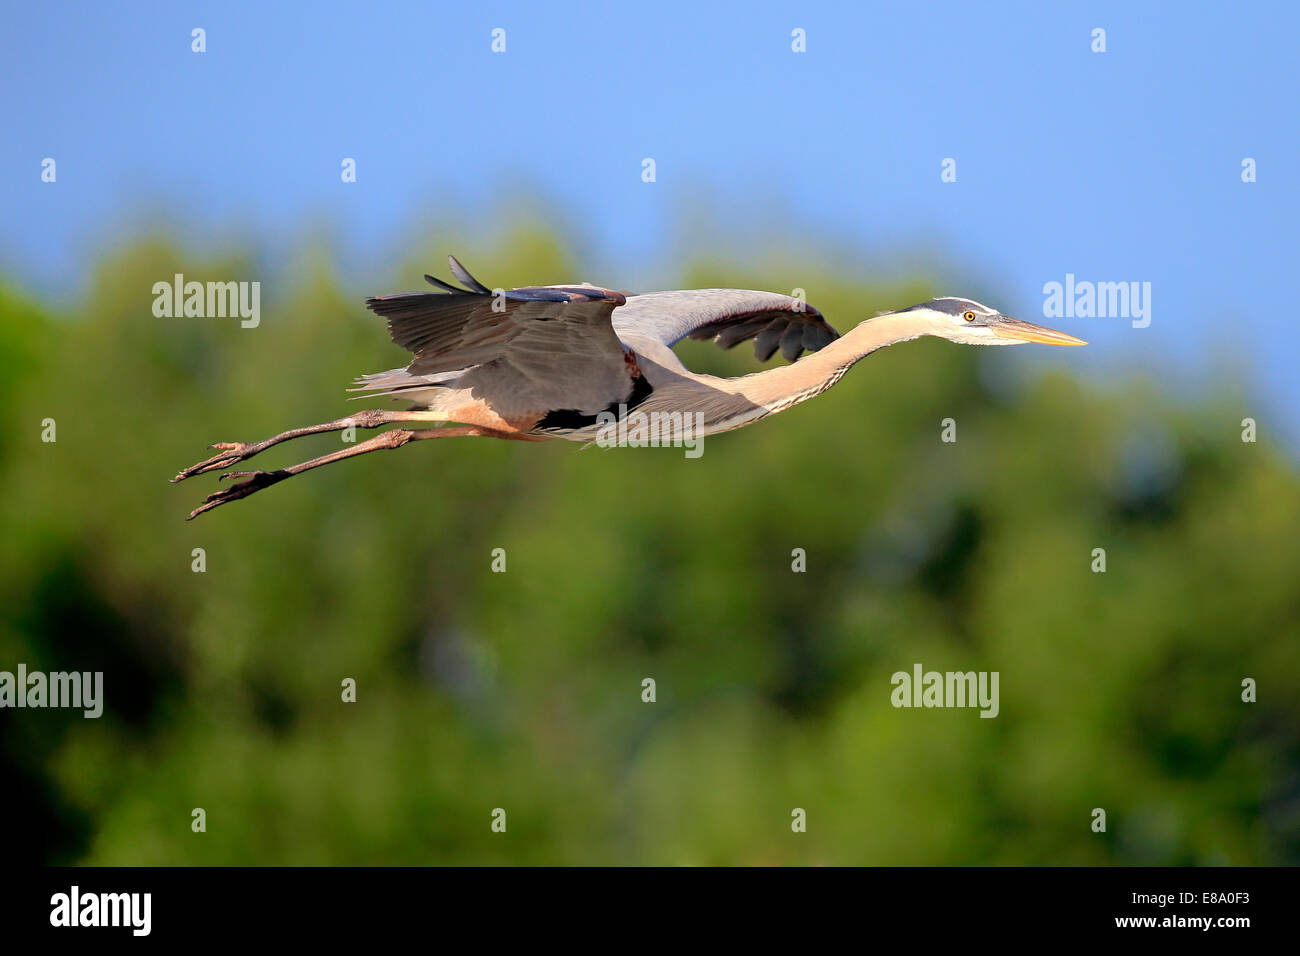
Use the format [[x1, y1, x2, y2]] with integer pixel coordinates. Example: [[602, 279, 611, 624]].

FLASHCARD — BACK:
[[3, 1, 1297, 446]]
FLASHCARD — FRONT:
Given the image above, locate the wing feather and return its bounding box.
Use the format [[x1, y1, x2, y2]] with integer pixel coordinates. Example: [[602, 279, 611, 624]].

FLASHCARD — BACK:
[[753, 319, 786, 362], [779, 322, 805, 362], [611, 289, 839, 363], [363, 257, 635, 416]]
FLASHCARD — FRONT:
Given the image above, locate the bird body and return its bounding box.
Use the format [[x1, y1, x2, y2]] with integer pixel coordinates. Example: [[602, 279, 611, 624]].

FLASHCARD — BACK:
[[352, 284, 842, 440], [174, 256, 1085, 518]]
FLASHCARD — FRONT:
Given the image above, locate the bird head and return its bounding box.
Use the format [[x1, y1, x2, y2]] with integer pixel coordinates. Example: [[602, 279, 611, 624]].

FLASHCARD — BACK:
[[893, 297, 1087, 346]]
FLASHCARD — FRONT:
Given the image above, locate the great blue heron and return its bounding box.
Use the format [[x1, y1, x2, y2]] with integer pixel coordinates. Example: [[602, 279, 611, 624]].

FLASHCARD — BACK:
[[173, 256, 1086, 519]]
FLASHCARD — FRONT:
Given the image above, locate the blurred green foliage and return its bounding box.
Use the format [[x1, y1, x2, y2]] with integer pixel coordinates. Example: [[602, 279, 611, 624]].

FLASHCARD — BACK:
[[1, 228, 1297, 865]]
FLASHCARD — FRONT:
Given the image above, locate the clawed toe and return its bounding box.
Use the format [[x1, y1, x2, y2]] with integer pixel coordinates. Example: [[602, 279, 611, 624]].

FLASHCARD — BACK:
[[186, 469, 289, 520], [172, 442, 258, 483]]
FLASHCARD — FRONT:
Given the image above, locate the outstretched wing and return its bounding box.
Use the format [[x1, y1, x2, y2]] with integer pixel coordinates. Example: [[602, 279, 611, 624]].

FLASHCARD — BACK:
[[365, 256, 635, 415], [611, 289, 839, 363], [367, 256, 628, 374]]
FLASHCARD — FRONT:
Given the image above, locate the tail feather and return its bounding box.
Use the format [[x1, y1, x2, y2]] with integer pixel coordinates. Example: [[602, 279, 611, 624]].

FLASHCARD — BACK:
[[348, 367, 463, 400]]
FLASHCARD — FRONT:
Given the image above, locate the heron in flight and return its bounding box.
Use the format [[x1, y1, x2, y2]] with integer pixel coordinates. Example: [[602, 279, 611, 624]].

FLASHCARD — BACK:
[[174, 256, 1086, 518]]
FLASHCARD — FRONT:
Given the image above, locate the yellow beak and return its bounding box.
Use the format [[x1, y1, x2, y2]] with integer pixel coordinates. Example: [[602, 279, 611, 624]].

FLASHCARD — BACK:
[[991, 316, 1088, 346]]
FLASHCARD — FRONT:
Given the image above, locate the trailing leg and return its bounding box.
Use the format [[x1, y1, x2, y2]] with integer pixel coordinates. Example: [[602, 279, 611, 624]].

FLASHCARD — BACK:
[[172, 408, 451, 482], [185, 424, 537, 520]]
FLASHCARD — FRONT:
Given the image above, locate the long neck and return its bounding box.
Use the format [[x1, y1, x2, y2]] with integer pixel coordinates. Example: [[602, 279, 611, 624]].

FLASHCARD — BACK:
[[733, 312, 936, 409]]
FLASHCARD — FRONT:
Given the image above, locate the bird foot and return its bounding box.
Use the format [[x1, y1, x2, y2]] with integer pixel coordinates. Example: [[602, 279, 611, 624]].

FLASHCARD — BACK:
[[172, 441, 263, 482], [186, 469, 289, 520]]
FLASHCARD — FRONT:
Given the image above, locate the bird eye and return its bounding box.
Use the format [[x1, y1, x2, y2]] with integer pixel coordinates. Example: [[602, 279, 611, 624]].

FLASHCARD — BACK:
[[963, 311, 976, 322]]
